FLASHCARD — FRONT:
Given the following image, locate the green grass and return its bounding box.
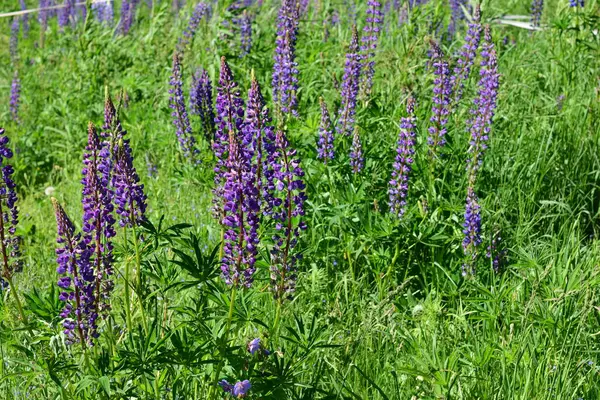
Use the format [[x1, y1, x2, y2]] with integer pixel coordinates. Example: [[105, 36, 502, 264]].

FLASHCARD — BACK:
[[0, 0, 600, 398]]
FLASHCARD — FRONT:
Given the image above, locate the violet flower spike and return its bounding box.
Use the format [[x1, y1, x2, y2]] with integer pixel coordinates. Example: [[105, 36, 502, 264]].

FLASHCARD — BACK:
[[177, 2, 211, 53], [39, 0, 50, 33], [169, 53, 199, 161], [466, 26, 499, 184], [10, 17, 19, 62], [461, 187, 481, 276], [272, 0, 300, 117], [113, 141, 147, 228], [450, 5, 482, 104], [0, 128, 22, 283], [337, 26, 361, 137], [269, 130, 307, 301], [448, 0, 469, 37], [388, 97, 416, 218], [52, 198, 96, 347], [427, 40, 452, 159], [19, 0, 29, 38], [360, 0, 383, 97], [93, 0, 114, 25], [349, 127, 364, 174], [213, 57, 245, 217], [10, 72, 21, 124], [530, 0, 543, 28], [190, 68, 216, 142], [59, 0, 74, 30], [239, 10, 252, 56], [317, 97, 334, 163], [81, 122, 116, 331]]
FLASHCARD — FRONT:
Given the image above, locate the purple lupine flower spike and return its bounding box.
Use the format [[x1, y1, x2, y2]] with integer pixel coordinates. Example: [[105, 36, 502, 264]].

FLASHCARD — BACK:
[[530, 0, 543, 27], [10, 72, 21, 123], [39, 0, 50, 34], [220, 380, 252, 397], [337, 26, 361, 137], [317, 97, 334, 163], [52, 198, 95, 347], [243, 74, 276, 212], [461, 187, 481, 276], [10, 18, 19, 62], [486, 231, 507, 273], [82, 122, 116, 332], [221, 130, 260, 288], [427, 40, 452, 159], [239, 10, 252, 56], [360, 0, 383, 97], [569, 0, 584, 6], [466, 26, 499, 184], [269, 130, 307, 301], [349, 127, 363, 174], [113, 142, 147, 228], [272, 0, 300, 117], [247, 338, 260, 354], [169, 53, 199, 161], [178, 2, 211, 53], [19, 0, 29, 38], [448, 0, 469, 37], [93, 0, 114, 25], [0, 128, 22, 283], [388, 97, 416, 218], [451, 4, 482, 104], [213, 57, 245, 216], [120, 0, 140, 35], [190, 68, 216, 142], [59, 0, 74, 30]]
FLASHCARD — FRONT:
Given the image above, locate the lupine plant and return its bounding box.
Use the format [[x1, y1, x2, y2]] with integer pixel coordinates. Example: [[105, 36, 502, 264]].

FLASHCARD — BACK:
[[272, 0, 300, 116], [190, 68, 216, 142], [317, 97, 334, 163], [427, 40, 452, 160], [169, 53, 199, 161], [337, 26, 361, 137], [360, 0, 383, 97]]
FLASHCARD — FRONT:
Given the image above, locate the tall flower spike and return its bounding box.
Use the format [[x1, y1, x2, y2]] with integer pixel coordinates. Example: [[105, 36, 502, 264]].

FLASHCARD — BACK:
[[272, 0, 300, 116], [10, 72, 21, 123], [569, 0, 584, 6], [213, 57, 245, 216], [93, 0, 114, 25], [269, 130, 307, 301], [461, 186, 481, 276], [177, 2, 211, 53], [427, 40, 452, 159], [239, 10, 252, 56], [389, 97, 416, 218], [190, 69, 216, 142], [360, 0, 383, 97], [451, 4, 482, 104], [317, 98, 334, 163], [52, 198, 96, 347], [82, 122, 116, 331], [221, 129, 260, 288], [0, 128, 22, 282], [59, 0, 74, 30], [10, 17, 19, 63], [169, 53, 199, 161], [337, 26, 361, 137], [448, 0, 469, 37], [39, 0, 50, 34], [466, 26, 499, 184], [530, 0, 543, 28], [113, 141, 147, 228], [243, 74, 276, 214], [349, 126, 364, 174], [19, 0, 29, 38], [120, 0, 140, 35]]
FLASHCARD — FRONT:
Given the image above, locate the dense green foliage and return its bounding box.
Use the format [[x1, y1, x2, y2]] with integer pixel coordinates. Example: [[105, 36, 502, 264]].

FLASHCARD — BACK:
[[1, 0, 600, 399]]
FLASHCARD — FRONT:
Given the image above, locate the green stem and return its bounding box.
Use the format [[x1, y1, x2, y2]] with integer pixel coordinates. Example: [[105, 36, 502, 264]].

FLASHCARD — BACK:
[[124, 227, 133, 335], [208, 286, 237, 400], [272, 299, 282, 344], [132, 226, 149, 335], [7, 276, 28, 329]]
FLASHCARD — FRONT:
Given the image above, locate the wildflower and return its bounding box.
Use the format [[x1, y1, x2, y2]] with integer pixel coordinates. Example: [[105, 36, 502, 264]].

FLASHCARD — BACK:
[[530, 0, 543, 27], [272, 0, 300, 116], [39, 0, 50, 33], [349, 127, 363, 174], [486, 231, 507, 273], [10, 72, 21, 123], [120, 0, 139, 35], [113, 141, 147, 228], [388, 97, 416, 218], [0, 128, 22, 282], [93, 0, 114, 25], [466, 26, 499, 184], [448, 0, 469, 37], [239, 10, 252, 56], [219, 380, 251, 398], [10, 18, 19, 62], [178, 2, 211, 52], [247, 338, 260, 354], [19, 0, 29, 37], [360, 0, 383, 97], [190, 68, 216, 142], [427, 40, 452, 159], [59, 0, 74, 29], [169, 53, 199, 160], [337, 26, 361, 137], [461, 187, 480, 276], [317, 97, 334, 163], [569, 0, 584, 6], [451, 4, 482, 103], [213, 57, 245, 215], [81, 123, 116, 321], [52, 198, 96, 346], [269, 130, 307, 300]]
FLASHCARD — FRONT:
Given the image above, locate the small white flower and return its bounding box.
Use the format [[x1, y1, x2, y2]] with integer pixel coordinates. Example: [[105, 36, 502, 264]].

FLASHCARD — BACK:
[[45, 186, 55, 196]]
